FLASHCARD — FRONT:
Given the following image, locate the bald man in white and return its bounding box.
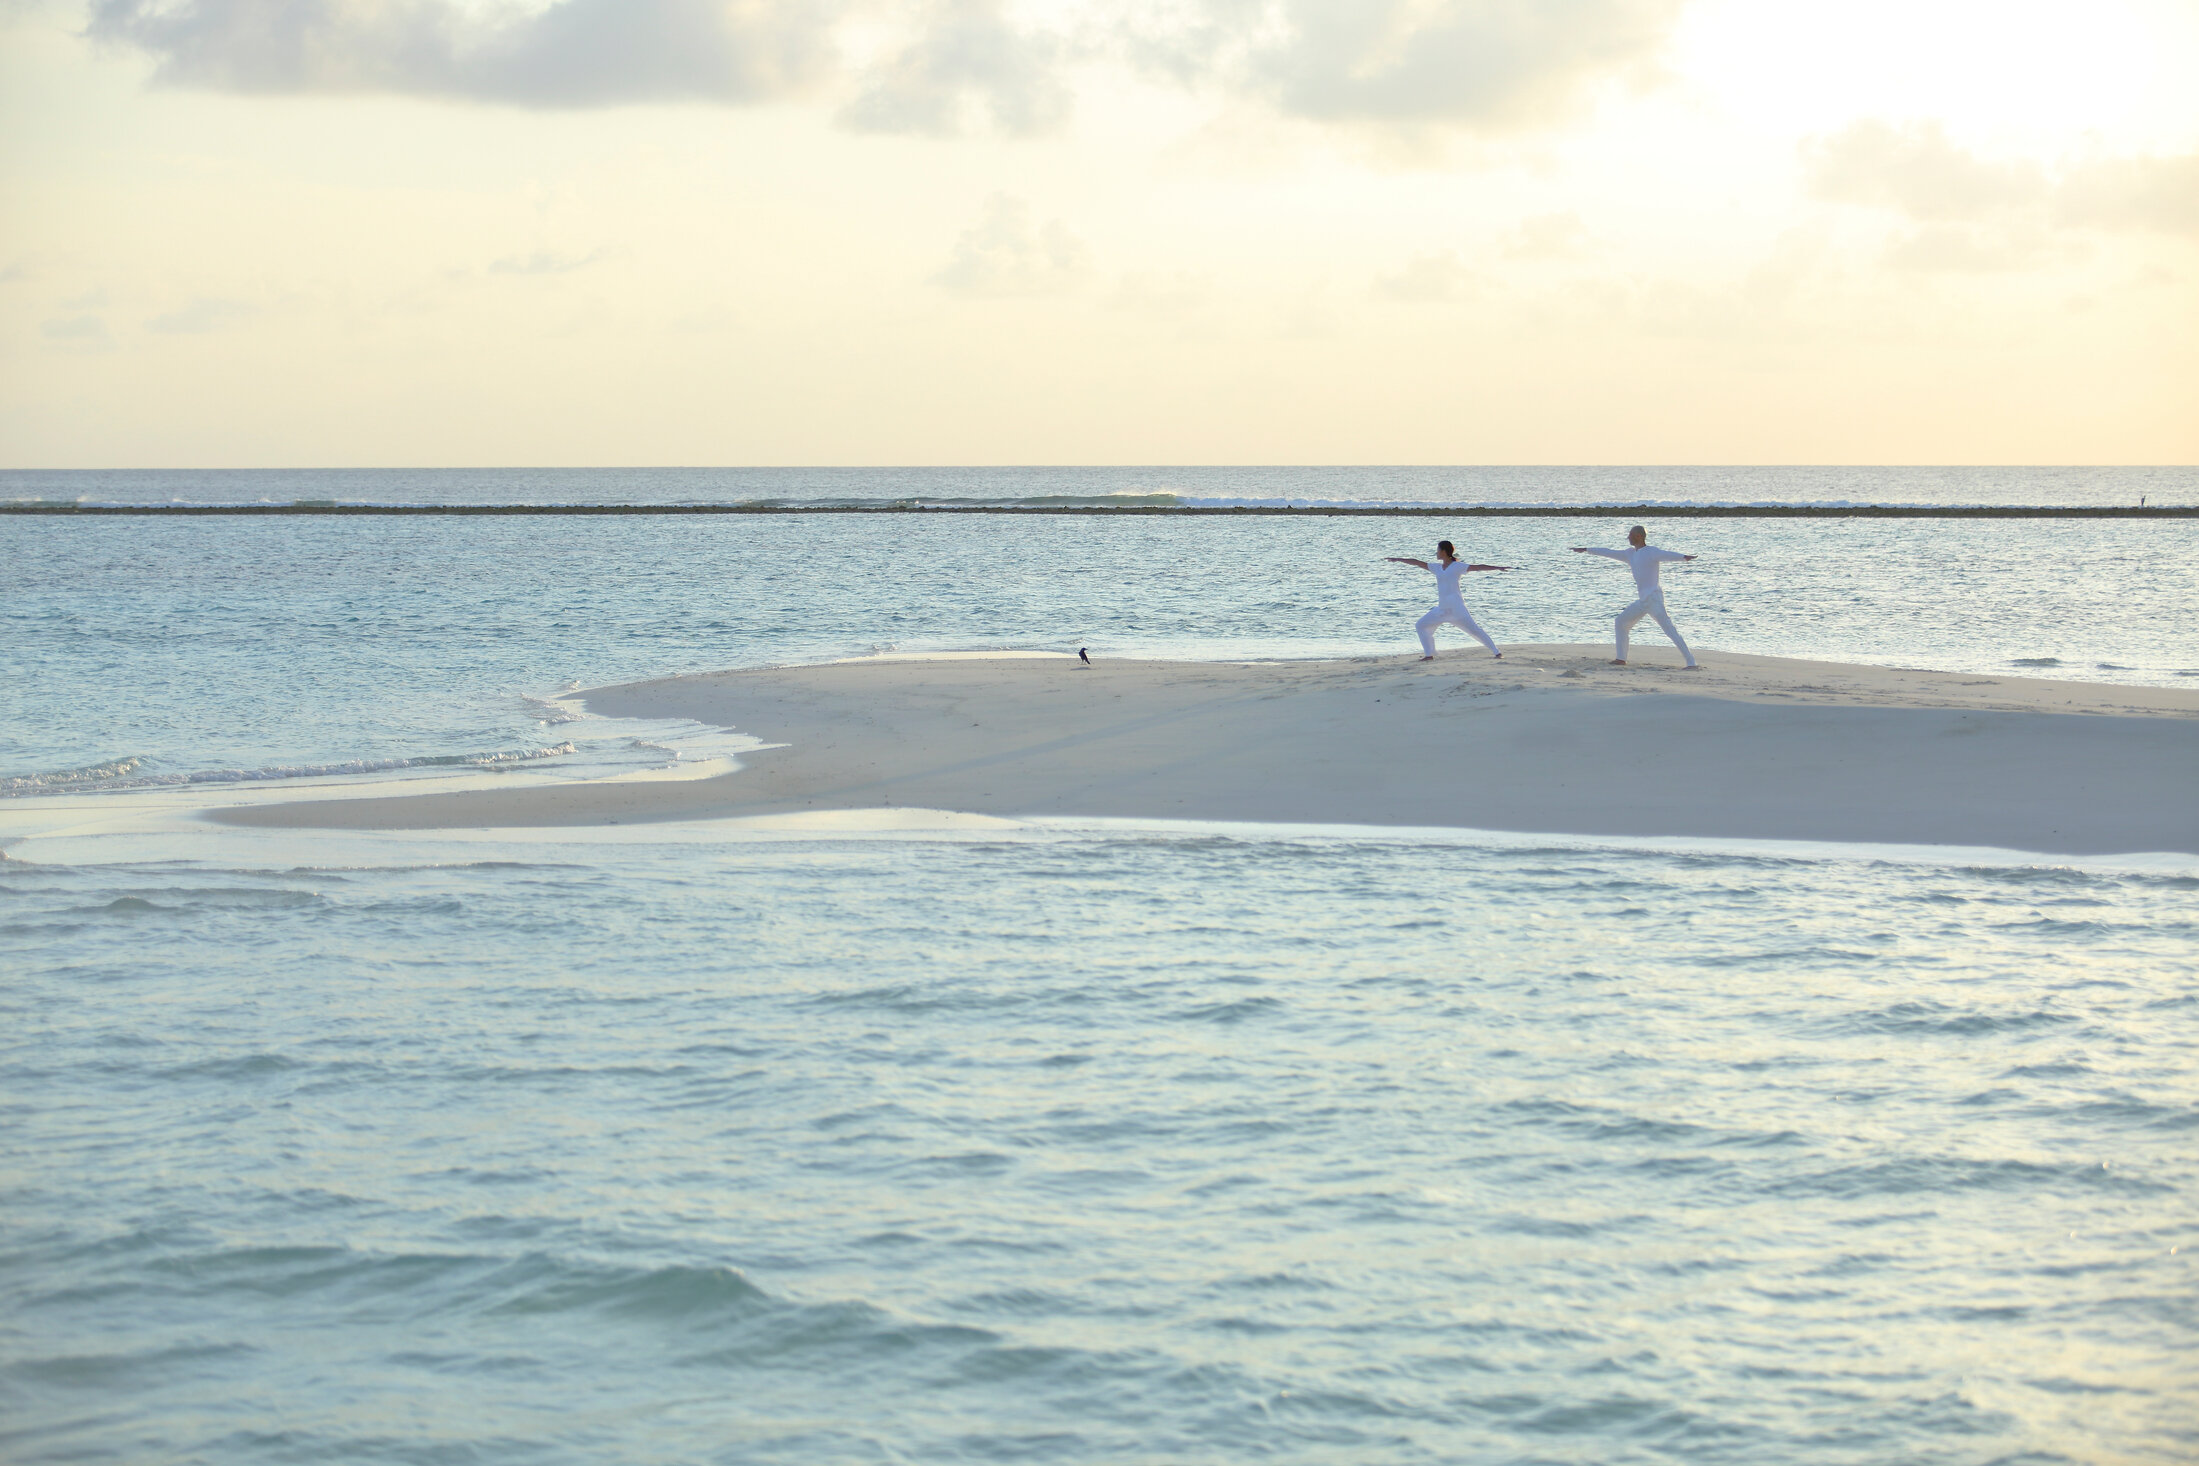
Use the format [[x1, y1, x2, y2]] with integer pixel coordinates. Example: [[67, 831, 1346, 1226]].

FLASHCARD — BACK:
[[1571, 525, 1700, 668]]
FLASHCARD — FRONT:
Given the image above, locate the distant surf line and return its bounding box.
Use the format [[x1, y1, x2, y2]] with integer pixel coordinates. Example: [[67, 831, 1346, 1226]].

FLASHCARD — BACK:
[[6, 503, 2193, 518], [0, 742, 579, 797]]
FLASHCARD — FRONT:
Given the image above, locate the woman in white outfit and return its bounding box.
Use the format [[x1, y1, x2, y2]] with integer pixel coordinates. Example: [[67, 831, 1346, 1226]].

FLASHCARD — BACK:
[[1385, 541, 1512, 660], [1569, 525, 1699, 668]]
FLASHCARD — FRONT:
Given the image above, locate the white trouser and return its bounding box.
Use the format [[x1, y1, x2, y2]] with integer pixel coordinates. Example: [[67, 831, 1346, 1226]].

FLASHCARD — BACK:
[[1417, 603, 1499, 657], [1615, 591, 1694, 665]]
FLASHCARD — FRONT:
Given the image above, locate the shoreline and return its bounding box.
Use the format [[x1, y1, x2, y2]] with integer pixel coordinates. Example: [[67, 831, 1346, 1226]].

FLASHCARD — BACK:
[[208, 648, 2199, 856], [9, 503, 2194, 518]]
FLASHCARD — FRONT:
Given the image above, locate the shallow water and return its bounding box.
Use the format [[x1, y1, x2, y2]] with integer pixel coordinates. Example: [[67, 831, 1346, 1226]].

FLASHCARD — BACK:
[[4, 469, 2196, 1463], [7, 498, 2199, 790], [4, 827, 2197, 1464]]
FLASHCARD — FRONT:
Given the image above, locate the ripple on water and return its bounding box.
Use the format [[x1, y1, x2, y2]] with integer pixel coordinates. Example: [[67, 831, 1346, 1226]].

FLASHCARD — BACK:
[[3, 835, 2195, 1464]]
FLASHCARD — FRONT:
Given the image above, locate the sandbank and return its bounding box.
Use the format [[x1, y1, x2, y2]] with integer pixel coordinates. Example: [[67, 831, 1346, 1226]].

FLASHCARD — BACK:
[[211, 648, 2199, 856]]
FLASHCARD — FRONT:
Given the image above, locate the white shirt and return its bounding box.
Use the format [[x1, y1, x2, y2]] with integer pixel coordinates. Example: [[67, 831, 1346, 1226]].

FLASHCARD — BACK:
[[1428, 558, 1472, 605], [1585, 545, 1688, 594]]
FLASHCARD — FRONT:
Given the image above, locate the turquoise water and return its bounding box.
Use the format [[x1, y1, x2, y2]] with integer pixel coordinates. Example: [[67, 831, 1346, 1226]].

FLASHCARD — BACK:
[[6, 830, 2196, 1463], [7, 500, 2199, 788], [4, 470, 2197, 1463]]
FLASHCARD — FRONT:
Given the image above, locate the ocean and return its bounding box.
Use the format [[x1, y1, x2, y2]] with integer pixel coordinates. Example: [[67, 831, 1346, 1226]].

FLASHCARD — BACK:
[[4, 463, 2193, 510], [4, 467, 2196, 1464]]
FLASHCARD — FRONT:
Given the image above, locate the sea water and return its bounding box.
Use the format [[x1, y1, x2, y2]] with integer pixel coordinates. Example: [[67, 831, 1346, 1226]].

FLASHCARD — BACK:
[[6, 487, 2199, 788], [4, 463, 2194, 510], [4, 469, 2197, 1464]]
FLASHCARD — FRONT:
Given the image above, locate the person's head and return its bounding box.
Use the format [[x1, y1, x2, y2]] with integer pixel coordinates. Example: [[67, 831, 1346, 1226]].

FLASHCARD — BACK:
[[1627, 525, 1647, 547], [1436, 540, 1456, 562]]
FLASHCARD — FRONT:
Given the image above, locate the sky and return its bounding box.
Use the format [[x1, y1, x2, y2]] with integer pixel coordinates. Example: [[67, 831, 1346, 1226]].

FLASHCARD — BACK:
[[2, 0, 2194, 467]]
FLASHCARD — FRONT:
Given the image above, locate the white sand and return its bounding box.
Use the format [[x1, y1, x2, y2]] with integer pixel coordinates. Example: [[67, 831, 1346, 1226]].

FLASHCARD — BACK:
[[211, 648, 2199, 855]]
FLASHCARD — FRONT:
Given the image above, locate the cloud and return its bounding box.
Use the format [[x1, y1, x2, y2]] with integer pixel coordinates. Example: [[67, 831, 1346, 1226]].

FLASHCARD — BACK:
[[672, 304, 741, 332], [1805, 121, 2044, 221], [1880, 224, 2065, 274], [41, 314, 113, 345], [1807, 120, 2199, 238], [840, 0, 1068, 137], [1278, 281, 1339, 338], [86, 0, 838, 108], [487, 248, 608, 275], [2056, 153, 2199, 236], [84, 0, 1688, 138], [1372, 250, 1475, 301], [1125, 0, 1685, 129], [1503, 210, 1588, 259], [1566, 227, 1843, 345], [145, 295, 257, 332], [932, 194, 1087, 297], [1109, 269, 1210, 318]]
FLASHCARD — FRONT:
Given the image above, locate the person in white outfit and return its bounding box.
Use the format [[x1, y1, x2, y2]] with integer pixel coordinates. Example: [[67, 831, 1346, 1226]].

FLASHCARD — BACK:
[[1570, 525, 1700, 668], [1385, 541, 1513, 660]]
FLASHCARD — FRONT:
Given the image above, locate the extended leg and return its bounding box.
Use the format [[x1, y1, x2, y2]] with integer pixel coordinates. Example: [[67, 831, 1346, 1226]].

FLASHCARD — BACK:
[[1614, 597, 1651, 662], [1415, 607, 1442, 658], [1452, 607, 1501, 656], [1647, 600, 1696, 667]]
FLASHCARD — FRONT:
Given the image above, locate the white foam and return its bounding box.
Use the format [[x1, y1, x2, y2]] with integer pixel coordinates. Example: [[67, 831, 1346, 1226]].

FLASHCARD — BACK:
[[0, 801, 1028, 870], [1018, 816, 2199, 876], [0, 703, 778, 847], [9, 790, 2190, 878]]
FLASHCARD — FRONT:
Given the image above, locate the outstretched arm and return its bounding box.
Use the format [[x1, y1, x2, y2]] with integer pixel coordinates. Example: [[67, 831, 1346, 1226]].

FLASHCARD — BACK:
[[1384, 557, 1430, 570], [1464, 564, 1512, 571], [1570, 547, 1627, 561], [1647, 549, 1696, 564]]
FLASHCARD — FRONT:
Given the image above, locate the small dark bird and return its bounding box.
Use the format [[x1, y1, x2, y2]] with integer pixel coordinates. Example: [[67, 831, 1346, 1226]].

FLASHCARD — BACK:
[[1078, 647, 1092, 667]]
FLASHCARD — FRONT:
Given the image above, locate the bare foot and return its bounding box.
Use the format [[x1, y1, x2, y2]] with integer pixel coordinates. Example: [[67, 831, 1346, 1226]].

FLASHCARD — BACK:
[[1418, 655, 1435, 662], [1610, 659, 1627, 665], [1682, 663, 1702, 670], [1492, 652, 1503, 660]]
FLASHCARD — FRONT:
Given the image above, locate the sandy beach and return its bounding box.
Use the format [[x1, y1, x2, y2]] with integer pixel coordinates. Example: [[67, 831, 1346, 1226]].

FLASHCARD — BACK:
[[210, 648, 2199, 855]]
